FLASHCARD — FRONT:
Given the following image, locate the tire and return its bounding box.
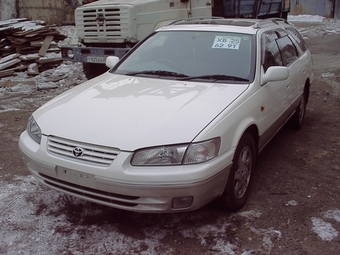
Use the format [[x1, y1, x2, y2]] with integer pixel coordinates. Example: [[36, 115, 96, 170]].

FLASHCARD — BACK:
[[219, 133, 256, 211], [83, 63, 108, 80], [290, 90, 307, 130]]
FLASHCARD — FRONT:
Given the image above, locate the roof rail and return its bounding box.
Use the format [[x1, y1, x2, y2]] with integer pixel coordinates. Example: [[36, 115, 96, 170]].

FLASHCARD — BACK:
[[253, 18, 292, 29], [167, 16, 224, 26], [167, 17, 293, 29]]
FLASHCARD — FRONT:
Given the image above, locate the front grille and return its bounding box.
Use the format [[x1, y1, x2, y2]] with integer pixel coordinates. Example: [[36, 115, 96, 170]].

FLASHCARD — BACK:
[[76, 6, 131, 41], [47, 136, 120, 166], [40, 173, 139, 207]]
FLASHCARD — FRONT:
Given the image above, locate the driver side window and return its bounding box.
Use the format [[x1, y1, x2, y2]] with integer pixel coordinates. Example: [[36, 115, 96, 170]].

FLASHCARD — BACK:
[[261, 31, 283, 72]]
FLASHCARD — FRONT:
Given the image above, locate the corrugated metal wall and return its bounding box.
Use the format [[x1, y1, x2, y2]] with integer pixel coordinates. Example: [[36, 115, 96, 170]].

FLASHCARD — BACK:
[[290, 0, 335, 18], [212, 0, 290, 18]]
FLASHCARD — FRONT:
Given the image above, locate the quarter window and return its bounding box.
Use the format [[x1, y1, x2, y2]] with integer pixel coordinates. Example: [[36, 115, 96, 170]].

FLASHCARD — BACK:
[[286, 27, 308, 52]]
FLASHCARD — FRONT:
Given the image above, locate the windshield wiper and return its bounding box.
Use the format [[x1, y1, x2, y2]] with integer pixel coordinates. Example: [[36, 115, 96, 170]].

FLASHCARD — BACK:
[[126, 70, 189, 78], [125, 72, 248, 82], [180, 74, 249, 82]]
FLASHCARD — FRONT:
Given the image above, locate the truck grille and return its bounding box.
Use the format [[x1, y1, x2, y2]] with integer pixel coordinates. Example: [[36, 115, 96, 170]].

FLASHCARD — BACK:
[[75, 5, 134, 43], [47, 136, 120, 166]]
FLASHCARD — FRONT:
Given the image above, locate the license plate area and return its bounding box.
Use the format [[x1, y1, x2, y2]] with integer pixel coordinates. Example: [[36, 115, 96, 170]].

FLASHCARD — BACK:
[[87, 56, 107, 63], [56, 166, 95, 186]]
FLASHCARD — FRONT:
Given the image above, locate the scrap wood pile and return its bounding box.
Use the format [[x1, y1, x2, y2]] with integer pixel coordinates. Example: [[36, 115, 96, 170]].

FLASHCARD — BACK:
[[0, 18, 67, 78]]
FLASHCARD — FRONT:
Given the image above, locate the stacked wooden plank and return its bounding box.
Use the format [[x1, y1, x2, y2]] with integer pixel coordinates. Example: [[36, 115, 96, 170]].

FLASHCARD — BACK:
[[0, 18, 67, 78]]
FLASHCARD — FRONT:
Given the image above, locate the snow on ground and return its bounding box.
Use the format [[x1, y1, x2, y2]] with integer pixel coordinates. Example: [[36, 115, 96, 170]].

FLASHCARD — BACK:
[[289, 15, 340, 39], [288, 14, 326, 22], [1, 15, 340, 254], [0, 175, 269, 255], [0, 176, 165, 255], [311, 217, 339, 241]]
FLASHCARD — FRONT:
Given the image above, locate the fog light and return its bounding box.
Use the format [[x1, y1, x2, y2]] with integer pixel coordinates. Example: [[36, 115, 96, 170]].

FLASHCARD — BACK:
[[67, 49, 74, 59], [172, 196, 193, 209]]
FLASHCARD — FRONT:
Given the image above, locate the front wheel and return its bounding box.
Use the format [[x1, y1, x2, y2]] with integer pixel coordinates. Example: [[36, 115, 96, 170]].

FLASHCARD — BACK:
[[218, 133, 256, 211]]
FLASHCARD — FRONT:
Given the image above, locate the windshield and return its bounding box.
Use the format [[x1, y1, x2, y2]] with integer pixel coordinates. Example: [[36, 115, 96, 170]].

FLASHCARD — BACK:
[[112, 31, 255, 83]]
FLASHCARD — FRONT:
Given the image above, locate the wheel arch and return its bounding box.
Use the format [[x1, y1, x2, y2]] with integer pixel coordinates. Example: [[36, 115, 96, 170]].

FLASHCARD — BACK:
[[243, 124, 260, 158], [217, 124, 259, 211], [231, 123, 260, 159]]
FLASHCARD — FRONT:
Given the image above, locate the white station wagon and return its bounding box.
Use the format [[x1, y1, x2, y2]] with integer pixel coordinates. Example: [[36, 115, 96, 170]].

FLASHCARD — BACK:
[[19, 18, 313, 213]]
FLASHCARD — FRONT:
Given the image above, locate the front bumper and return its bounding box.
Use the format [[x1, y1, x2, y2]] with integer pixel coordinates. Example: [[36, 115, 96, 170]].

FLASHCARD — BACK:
[[19, 131, 232, 213], [61, 45, 130, 63]]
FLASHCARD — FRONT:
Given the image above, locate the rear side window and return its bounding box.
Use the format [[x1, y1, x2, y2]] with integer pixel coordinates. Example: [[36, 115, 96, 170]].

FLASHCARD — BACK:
[[276, 36, 299, 66], [286, 27, 308, 52]]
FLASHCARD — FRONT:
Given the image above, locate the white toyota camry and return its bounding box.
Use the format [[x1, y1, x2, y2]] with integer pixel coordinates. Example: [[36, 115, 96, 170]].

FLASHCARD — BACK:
[[19, 18, 313, 213]]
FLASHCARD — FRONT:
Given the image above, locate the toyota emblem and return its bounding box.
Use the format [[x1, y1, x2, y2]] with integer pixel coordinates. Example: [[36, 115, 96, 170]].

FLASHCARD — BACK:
[[73, 147, 84, 157]]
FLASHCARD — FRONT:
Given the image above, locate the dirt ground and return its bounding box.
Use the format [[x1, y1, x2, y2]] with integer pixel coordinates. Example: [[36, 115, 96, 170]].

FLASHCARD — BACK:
[[0, 22, 340, 254]]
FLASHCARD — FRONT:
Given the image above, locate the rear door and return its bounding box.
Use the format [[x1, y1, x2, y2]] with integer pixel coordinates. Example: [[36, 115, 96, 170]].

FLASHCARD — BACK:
[[286, 27, 312, 97], [275, 29, 305, 109]]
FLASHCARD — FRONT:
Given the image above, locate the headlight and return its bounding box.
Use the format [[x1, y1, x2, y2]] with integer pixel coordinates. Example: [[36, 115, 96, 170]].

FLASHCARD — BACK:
[[27, 116, 41, 144], [131, 138, 220, 166], [183, 138, 221, 164]]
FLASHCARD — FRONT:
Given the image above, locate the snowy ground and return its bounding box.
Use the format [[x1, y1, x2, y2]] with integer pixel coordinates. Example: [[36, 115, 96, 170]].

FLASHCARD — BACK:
[[1, 15, 340, 254]]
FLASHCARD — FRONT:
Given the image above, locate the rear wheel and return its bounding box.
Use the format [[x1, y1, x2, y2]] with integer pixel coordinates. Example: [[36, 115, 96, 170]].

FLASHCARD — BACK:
[[219, 133, 256, 211], [290, 90, 307, 130]]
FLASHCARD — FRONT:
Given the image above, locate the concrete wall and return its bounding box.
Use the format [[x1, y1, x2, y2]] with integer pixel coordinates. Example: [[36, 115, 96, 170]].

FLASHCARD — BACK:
[[18, 0, 67, 25], [0, 0, 17, 20], [0, 0, 76, 25], [0, 1, 91, 25]]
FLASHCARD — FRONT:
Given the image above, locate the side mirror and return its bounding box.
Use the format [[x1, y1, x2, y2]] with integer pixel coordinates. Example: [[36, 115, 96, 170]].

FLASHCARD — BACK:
[[262, 66, 289, 85], [106, 56, 120, 68]]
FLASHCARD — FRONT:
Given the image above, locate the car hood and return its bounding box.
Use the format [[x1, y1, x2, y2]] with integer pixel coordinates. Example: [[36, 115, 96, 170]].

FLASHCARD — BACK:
[[34, 73, 248, 151]]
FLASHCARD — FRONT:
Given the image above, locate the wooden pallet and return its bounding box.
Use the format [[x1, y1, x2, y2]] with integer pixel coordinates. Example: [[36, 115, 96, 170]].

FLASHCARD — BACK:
[[0, 18, 67, 77]]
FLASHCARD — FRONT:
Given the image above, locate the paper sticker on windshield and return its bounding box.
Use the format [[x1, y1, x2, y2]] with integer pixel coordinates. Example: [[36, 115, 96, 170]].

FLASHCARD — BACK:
[[212, 36, 241, 50]]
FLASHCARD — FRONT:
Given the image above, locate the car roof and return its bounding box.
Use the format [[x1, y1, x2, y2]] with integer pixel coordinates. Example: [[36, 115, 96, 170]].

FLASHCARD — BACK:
[[157, 17, 294, 35]]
